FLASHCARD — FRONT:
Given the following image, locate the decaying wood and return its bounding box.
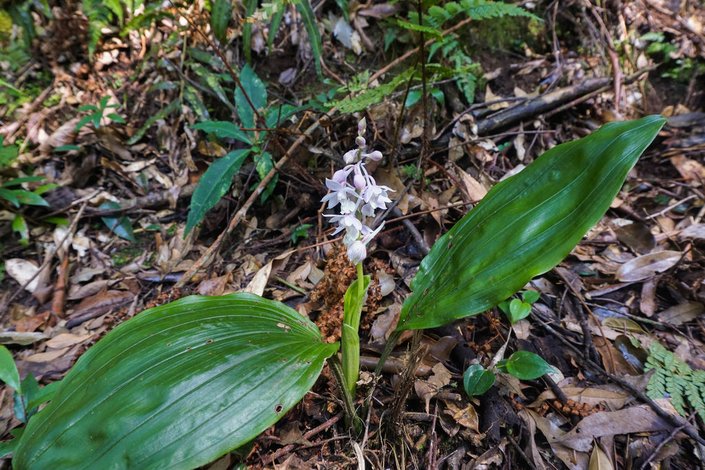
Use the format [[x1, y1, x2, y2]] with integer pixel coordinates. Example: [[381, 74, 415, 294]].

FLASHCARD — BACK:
[[476, 69, 654, 136]]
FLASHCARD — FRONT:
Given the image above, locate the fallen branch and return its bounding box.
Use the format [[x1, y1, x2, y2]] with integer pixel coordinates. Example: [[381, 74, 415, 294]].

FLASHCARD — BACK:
[[476, 68, 654, 136]]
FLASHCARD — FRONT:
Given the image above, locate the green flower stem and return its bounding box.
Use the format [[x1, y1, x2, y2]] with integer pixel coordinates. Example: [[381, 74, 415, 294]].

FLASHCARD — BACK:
[[341, 262, 369, 398]]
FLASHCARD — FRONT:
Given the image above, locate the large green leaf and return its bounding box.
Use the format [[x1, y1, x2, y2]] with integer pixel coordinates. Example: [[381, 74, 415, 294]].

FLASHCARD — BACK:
[[185, 149, 250, 235], [398, 116, 665, 330], [14, 293, 337, 469]]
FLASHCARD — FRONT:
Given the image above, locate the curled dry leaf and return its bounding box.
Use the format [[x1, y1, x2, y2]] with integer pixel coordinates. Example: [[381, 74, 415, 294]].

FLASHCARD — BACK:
[[5, 259, 42, 293], [242, 261, 273, 297], [615, 251, 682, 282], [444, 401, 480, 433]]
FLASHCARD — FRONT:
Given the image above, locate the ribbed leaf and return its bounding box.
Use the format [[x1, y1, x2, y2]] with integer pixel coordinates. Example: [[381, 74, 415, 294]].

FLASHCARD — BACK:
[[398, 116, 665, 330], [14, 293, 337, 469]]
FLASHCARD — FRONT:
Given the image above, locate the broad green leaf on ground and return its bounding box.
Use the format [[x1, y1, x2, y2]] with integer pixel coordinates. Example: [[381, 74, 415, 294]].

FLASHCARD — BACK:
[[185, 149, 250, 235], [0, 346, 21, 392], [463, 364, 495, 396], [14, 293, 338, 469], [234, 64, 267, 130], [192, 121, 251, 145], [99, 201, 136, 242], [397, 116, 665, 330], [210, 0, 231, 43]]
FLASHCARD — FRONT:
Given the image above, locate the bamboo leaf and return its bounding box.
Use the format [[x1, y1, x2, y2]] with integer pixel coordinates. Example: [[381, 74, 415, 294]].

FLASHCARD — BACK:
[[211, 0, 231, 43], [185, 149, 250, 235], [192, 121, 251, 145], [293, 0, 323, 77], [234, 64, 267, 130], [398, 116, 665, 330], [14, 293, 337, 469]]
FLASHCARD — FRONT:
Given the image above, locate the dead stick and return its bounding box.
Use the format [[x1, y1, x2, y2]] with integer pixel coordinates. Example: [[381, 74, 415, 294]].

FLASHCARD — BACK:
[[476, 68, 654, 135], [50, 256, 69, 318], [262, 413, 343, 465]]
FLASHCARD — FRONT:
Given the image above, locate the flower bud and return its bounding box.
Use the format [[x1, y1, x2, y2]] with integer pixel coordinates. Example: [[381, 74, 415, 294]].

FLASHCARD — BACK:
[[365, 150, 383, 161], [357, 117, 367, 136], [355, 136, 366, 148], [353, 174, 366, 190], [347, 240, 367, 264]]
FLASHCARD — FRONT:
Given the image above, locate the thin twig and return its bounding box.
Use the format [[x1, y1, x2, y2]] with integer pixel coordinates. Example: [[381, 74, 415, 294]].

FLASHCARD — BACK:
[[639, 411, 697, 470]]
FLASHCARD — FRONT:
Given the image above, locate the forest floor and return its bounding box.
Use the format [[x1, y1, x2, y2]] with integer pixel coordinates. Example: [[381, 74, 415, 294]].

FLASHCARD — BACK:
[[1, 0, 705, 469]]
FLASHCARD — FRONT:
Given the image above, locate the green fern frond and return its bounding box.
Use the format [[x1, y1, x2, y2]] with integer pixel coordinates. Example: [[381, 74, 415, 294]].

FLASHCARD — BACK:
[[327, 68, 416, 114], [460, 0, 539, 21], [645, 342, 705, 420]]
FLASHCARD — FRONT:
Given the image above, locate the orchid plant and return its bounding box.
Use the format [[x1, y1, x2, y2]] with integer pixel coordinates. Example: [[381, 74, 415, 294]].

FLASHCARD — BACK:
[[321, 118, 392, 398], [6, 116, 665, 469]]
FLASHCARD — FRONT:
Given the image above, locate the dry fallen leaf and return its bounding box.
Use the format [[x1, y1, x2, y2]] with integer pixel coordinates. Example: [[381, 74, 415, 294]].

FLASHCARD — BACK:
[[5, 259, 42, 293], [670, 155, 705, 185], [45, 333, 93, 349], [589, 444, 614, 470], [615, 251, 682, 282], [242, 261, 272, 297], [678, 223, 705, 240], [656, 301, 704, 326], [444, 401, 480, 433], [555, 405, 672, 452]]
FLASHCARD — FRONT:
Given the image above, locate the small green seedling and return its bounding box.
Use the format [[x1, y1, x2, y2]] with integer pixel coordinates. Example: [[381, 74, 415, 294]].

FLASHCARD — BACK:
[[463, 364, 496, 396], [0, 139, 55, 245], [290, 224, 313, 244], [76, 96, 125, 131], [463, 350, 558, 398], [498, 289, 540, 324]]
